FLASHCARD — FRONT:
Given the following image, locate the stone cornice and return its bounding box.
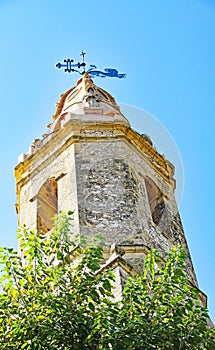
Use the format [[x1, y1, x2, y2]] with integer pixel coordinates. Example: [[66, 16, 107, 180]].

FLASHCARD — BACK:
[[14, 118, 176, 214]]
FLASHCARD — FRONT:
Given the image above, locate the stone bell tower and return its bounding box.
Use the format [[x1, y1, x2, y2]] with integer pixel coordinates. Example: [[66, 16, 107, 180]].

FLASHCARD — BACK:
[[14, 72, 206, 302]]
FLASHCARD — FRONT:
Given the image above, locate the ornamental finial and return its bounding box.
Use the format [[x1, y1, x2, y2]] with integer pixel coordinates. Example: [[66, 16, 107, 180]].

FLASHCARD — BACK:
[[56, 52, 126, 79]]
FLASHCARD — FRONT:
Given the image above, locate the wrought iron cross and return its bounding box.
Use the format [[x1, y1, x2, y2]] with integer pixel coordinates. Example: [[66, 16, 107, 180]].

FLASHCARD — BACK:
[[80, 50, 86, 62]]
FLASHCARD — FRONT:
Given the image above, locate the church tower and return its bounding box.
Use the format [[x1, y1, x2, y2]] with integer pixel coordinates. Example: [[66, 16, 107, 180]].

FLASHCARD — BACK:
[[14, 71, 205, 302]]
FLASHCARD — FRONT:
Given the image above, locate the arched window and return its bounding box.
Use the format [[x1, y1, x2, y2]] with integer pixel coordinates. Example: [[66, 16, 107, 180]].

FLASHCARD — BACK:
[[145, 177, 165, 225], [37, 178, 58, 233]]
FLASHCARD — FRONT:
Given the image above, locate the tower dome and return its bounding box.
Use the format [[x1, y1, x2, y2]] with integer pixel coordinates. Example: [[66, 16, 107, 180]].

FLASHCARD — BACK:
[[49, 73, 129, 133]]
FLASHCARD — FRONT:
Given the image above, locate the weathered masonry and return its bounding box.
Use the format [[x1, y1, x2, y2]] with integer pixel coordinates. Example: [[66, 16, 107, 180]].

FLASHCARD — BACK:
[[14, 73, 206, 303]]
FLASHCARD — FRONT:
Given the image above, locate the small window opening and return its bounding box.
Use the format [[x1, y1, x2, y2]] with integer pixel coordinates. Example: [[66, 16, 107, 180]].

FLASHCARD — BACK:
[[145, 177, 165, 225], [37, 178, 58, 233]]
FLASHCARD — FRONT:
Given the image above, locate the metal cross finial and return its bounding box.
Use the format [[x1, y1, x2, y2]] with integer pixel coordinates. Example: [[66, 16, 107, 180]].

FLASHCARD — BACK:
[[56, 51, 86, 74], [56, 52, 126, 79], [80, 50, 86, 62], [80, 50, 86, 72]]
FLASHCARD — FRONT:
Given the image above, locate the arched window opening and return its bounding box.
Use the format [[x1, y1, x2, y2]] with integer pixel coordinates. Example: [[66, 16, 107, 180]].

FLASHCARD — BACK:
[[37, 178, 58, 233], [145, 177, 165, 225]]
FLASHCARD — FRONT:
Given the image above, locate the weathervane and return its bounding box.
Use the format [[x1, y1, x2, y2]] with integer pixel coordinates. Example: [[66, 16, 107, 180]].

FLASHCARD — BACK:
[[56, 51, 126, 79]]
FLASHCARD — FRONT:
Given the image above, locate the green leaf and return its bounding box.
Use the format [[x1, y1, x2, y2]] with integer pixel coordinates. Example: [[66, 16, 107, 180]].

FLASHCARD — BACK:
[[88, 302, 95, 312], [103, 279, 112, 291]]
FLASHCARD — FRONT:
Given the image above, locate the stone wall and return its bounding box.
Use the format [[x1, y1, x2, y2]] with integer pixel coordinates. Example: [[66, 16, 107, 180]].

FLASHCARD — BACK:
[[75, 139, 198, 286]]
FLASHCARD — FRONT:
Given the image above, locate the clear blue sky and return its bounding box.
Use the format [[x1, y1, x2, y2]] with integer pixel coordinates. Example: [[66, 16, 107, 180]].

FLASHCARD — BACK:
[[0, 0, 214, 321]]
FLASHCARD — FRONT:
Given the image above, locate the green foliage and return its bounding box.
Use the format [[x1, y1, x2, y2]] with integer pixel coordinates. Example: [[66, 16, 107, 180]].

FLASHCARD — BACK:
[[0, 211, 214, 349], [97, 247, 215, 350]]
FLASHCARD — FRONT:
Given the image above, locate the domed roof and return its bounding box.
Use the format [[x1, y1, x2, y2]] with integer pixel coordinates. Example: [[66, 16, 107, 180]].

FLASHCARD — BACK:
[[49, 73, 127, 133]]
